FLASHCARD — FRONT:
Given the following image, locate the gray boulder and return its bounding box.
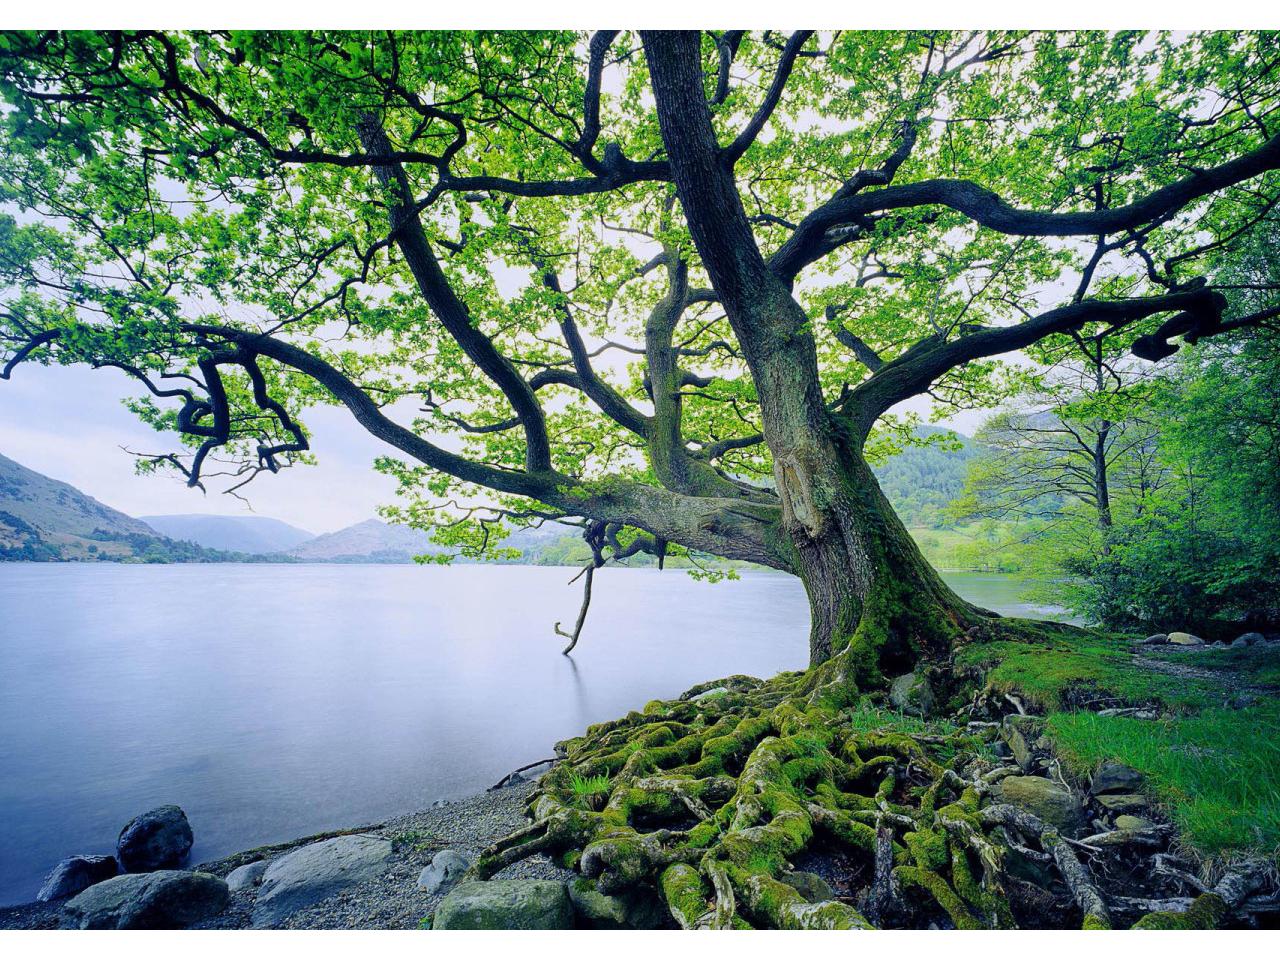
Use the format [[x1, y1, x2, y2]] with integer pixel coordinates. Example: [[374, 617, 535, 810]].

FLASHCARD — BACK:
[[251, 834, 392, 928], [60, 870, 227, 929], [37, 855, 118, 902], [433, 880, 573, 930], [1091, 762, 1144, 796], [226, 860, 269, 893], [1167, 631, 1203, 646], [417, 849, 471, 896], [1141, 633, 1169, 645], [994, 776, 1084, 832], [1094, 793, 1149, 813], [116, 805, 193, 873], [889, 670, 936, 717], [1235, 632, 1265, 646]]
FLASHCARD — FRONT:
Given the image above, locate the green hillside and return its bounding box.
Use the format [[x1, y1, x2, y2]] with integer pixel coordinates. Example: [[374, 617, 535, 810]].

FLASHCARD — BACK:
[[0, 453, 245, 562]]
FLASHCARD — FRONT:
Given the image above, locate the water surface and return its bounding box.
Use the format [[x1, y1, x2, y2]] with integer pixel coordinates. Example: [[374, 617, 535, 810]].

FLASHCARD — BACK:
[[0, 563, 1056, 905]]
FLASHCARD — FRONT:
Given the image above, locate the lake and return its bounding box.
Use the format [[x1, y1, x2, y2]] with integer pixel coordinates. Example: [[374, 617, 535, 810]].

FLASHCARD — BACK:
[[0, 563, 1063, 905]]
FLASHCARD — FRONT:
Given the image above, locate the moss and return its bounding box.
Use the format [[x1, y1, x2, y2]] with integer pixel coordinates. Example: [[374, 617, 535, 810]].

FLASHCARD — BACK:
[[905, 828, 949, 871], [895, 865, 982, 930], [659, 863, 710, 929], [1131, 893, 1228, 930]]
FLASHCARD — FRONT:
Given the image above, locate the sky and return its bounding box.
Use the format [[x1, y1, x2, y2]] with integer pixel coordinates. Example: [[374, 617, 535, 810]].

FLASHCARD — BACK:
[[0, 356, 985, 535]]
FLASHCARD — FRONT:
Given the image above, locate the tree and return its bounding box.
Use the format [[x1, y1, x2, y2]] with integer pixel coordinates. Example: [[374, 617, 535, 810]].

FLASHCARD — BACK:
[[3, 30, 1280, 684]]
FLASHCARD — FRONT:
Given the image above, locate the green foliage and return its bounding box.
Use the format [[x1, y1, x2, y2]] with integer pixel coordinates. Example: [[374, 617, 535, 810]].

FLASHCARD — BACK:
[[569, 773, 611, 811]]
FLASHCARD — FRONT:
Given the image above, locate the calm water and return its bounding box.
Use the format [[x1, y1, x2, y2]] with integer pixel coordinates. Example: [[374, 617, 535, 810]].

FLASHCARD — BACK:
[[0, 563, 1057, 905]]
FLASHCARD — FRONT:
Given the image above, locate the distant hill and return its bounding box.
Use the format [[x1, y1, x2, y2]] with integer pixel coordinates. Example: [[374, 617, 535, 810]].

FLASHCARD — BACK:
[[141, 514, 314, 554], [871, 427, 984, 529], [286, 519, 446, 563], [0, 453, 240, 562]]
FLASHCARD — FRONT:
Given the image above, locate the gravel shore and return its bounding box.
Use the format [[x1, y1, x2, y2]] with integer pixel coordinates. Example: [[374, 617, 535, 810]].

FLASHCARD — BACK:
[[0, 777, 572, 931]]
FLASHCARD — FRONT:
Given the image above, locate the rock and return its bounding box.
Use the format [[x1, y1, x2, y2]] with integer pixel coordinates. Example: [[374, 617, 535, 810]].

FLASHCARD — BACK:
[[1115, 815, 1156, 832], [889, 670, 936, 717], [433, 880, 573, 930], [566, 877, 666, 928], [1235, 632, 1265, 646], [251, 834, 393, 928], [36, 855, 118, 902], [60, 870, 227, 929], [1167, 631, 1203, 646], [417, 849, 470, 896], [1231, 637, 1249, 648], [780, 869, 836, 904], [1142, 633, 1169, 645], [1091, 762, 1144, 795], [995, 776, 1084, 832], [1093, 793, 1149, 813], [1002, 716, 1047, 772], [116, 805, 194, 873], [226, 860, 268, 893]]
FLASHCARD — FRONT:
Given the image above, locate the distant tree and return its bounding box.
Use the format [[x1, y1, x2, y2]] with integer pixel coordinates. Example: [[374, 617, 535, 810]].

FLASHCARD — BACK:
[[3, 31, 1280, 678]]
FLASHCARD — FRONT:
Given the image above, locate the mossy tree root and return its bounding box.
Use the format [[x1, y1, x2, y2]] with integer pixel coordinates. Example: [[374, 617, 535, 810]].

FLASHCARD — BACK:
[[471, 652, 1101, 930]]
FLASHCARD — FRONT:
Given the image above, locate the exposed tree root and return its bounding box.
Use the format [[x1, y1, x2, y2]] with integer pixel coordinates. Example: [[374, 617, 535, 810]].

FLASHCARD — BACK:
[[469, 637, 1278, 930]]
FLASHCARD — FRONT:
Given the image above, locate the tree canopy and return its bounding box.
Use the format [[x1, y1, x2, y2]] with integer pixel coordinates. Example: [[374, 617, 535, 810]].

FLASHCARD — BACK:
[[2, 30, 1279, 666]]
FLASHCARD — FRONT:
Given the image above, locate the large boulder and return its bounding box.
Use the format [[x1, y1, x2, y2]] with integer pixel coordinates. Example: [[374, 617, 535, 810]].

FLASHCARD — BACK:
[[225, 860, 268, 893], [1091, 762, 1144, 796], [1141, 633, 1169, 646], [889, 670, 936, 717], [417, 849, 470, 896], [1167, 631, 1203, 646], [251, 834, 392, 928], [433, 880, 573, 930], [116, 805, 193, 873], [1093, 793, 1149, 813], [60, 870, 227, 929], [36, 855, 118, 902], [1235, 632, 1265, 646], [994, 776, 1084, 832]]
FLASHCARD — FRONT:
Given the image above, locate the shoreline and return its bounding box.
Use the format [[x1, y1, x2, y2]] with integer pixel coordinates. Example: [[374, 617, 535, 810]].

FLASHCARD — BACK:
[[0, 777, 571, 930]]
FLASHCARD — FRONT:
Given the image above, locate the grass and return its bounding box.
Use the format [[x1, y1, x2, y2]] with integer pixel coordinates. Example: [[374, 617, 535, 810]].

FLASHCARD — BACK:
[[1149, 643, 1280, 687], [1046, 703, 1280, 860], [569, 773, 611, 810], [956, 623, 1224, 712]]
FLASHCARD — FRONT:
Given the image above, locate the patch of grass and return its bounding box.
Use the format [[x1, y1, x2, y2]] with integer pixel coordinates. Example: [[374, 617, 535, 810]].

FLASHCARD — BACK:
[[842, 702, 958, 737], [569, 772, 611, 811], [1150, 644, 1280, 687], [957, 626, 1222, 711], [1046, 703, 1280, 860]]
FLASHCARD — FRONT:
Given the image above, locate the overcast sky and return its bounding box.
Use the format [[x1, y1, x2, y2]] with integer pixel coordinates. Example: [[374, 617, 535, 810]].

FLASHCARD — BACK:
[[0, 356, 984, 535]]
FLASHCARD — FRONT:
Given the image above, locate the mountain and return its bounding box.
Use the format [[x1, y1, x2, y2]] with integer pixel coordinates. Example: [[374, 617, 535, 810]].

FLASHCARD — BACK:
[[141, 514, 314, 554], [871, 427, 984, 529], [0, 453, 237, 562], [286, 519, 446, 563]]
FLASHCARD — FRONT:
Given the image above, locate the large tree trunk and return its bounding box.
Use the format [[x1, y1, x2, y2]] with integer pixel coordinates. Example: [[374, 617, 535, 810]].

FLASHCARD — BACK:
[[774, 424, 981, 679]]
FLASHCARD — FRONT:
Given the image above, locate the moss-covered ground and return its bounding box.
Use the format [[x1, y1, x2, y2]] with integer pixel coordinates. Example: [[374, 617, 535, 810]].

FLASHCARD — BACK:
[[469, 623, 1279, 929]]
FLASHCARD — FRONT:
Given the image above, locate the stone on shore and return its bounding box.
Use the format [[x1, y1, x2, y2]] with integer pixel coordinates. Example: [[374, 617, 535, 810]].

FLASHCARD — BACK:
[[36, 855, 118, 902], [567, 877, 668, 929], [116, 805, 194, 873], [60, 870, 227, 929], [251, 834, 392, 928], [1091, 762, 1144, 796], [226, 860, 268, 893], [417, 849, 470, 896], [995, 775, 1084, 831], [889, 670, 936, 717], [1094, 793, 1150, 813], [1235, 632, 1265, 646], [1167, 631, 1203, 646], [433, 879, 573, 930], [1142, 633, 1169, 645]]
